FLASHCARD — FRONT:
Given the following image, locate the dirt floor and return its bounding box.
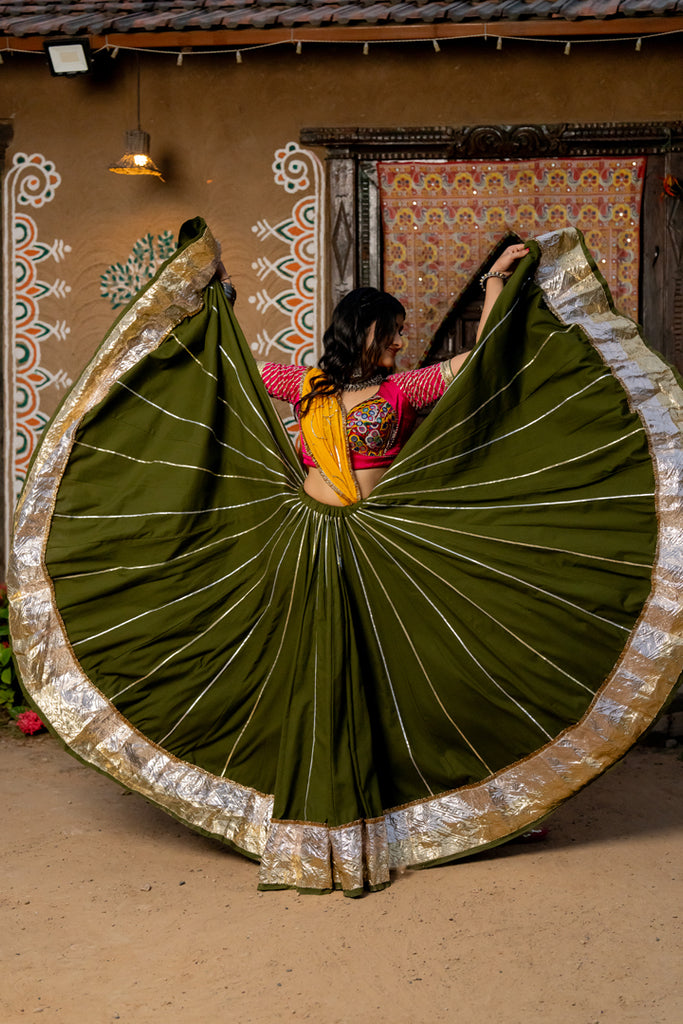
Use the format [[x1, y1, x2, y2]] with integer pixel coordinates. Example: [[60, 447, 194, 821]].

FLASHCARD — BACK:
[[1, 726, 681, 1024]]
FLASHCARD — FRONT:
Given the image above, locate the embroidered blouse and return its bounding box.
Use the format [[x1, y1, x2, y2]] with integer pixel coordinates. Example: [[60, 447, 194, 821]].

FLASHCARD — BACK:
[[257, 360, 456, 469]]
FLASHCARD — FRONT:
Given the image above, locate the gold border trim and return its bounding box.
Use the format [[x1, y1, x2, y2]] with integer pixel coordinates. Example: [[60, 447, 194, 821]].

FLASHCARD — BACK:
[[378, 228, 683, 870], [9, 225, 683, 894], [9, 225, 274, 859], [440, 358, 457, 388]]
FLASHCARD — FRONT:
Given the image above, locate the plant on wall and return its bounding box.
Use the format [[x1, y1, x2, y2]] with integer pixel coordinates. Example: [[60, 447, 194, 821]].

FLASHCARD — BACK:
[[100, 230, 176, 309]]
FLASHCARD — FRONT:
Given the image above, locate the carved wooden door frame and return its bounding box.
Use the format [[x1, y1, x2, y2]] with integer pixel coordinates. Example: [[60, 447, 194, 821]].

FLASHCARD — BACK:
[[300, 122, 683, 368]]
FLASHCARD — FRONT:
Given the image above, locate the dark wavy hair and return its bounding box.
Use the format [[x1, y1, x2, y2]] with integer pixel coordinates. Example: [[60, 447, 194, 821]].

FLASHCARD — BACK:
[[298, 287, 405, 417]]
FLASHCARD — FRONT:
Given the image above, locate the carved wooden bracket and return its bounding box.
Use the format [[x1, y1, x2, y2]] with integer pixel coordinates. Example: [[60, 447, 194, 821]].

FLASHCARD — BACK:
[[301, 121, 683, 161]]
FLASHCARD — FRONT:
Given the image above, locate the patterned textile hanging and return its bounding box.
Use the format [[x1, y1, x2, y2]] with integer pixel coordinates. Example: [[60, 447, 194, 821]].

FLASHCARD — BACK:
[[379, 158, 645, 368]]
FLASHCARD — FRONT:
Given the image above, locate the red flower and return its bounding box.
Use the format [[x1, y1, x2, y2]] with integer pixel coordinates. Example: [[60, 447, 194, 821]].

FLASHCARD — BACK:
[[16, 710, 45, 735]]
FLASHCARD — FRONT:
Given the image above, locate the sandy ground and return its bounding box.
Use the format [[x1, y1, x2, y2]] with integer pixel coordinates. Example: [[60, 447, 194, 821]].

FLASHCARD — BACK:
[[1, 728, 681, 1024]]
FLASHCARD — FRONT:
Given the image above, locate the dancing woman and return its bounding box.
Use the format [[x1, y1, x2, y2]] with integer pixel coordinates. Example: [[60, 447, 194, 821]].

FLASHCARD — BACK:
[[249, 242, 529, 510], [9, 219, 683, 896]]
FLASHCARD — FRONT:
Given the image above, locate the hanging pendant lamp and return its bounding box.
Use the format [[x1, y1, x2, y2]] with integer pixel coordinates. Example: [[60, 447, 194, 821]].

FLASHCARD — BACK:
[[109, 61, 164, 180]]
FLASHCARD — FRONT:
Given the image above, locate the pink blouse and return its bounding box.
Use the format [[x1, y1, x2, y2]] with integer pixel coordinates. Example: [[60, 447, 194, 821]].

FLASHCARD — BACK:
[[258, 361, 456, 470]]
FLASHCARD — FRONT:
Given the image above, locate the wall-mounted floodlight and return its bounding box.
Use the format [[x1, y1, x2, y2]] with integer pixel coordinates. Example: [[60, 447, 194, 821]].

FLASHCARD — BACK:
[[43, 38, 92, 76]]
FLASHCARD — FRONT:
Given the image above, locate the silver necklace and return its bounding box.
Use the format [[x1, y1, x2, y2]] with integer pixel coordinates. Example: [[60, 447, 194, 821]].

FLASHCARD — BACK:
[[342, 372, 384, 392]]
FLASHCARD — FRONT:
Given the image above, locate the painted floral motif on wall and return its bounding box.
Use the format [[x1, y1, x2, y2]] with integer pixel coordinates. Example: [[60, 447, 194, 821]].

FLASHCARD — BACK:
[[379, 158, 646, 368], [3, 153, 72, 551], [100, 230, 176, 309], [248, 141, 324, 369]]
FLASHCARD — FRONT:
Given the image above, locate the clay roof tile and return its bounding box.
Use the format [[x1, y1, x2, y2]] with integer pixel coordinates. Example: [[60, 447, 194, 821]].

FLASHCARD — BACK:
[[0, 1, 681, 38]]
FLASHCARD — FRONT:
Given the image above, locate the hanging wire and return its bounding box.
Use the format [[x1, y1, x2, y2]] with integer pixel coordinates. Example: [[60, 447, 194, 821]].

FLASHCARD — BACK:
[[3, 27, 678, 64], [137, 55, 142, 128]]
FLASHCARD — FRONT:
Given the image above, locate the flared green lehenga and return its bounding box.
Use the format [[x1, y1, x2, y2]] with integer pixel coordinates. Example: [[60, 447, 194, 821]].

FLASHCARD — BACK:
[[9, 218, 683, 895]]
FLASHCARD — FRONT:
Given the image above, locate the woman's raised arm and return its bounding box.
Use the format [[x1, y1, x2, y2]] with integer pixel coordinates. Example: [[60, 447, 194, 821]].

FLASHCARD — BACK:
[[474, 242, 529, 345]]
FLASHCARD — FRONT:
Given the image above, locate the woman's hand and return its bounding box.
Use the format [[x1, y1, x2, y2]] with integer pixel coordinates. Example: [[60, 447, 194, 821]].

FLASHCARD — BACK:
[[216, 259, 237, 303], [474, 242, 530, 344], [490, 242, 530, 276], [216, 259, 231, 284]]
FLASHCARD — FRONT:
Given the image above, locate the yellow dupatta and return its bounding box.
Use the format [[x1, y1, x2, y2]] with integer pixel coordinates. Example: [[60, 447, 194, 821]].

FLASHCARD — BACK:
[[299, 369, 361, 505]]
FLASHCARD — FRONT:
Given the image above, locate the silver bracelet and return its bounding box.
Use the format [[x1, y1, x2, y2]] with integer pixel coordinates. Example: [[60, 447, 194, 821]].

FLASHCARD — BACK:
[[221, 279, 237, 303], [479, 270, 510, 290]]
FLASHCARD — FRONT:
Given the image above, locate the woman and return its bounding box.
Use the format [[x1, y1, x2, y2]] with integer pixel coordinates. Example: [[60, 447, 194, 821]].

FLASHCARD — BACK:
[[9, 220, 682, 896], [248, 243, 528, 508]]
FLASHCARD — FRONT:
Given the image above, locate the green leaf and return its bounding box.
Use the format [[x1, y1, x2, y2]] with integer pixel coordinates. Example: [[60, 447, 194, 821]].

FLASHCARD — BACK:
[[0, 678, 23, 711]]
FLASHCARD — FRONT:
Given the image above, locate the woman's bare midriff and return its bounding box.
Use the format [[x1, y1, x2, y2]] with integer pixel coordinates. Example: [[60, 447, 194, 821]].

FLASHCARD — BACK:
[[303, 465, 388, 506], [302, 383, 388, 506]]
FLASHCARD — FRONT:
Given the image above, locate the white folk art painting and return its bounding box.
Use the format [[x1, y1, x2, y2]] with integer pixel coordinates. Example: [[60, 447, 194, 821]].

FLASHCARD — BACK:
[[2, 152, 72, 556]]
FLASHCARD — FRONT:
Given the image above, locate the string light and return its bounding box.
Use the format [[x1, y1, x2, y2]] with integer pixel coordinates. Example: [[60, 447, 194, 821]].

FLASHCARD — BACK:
[[176, 51, 183, 66], [5, 26, 678, 67], [0, 53, 4, 65], [433, 40, 441, 53], [296, 40, 302, 55]]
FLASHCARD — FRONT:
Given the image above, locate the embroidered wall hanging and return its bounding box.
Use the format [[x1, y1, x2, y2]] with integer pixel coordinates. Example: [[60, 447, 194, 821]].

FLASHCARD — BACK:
[[378, 158, 646, 368]]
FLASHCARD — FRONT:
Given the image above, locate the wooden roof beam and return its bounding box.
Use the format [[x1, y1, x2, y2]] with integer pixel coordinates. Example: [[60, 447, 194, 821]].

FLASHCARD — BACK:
[[1, 18, 682, 53]]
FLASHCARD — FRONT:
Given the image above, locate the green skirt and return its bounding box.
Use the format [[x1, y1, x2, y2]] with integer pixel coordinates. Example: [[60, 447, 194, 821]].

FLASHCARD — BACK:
[[9, 218, 683, 896]]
